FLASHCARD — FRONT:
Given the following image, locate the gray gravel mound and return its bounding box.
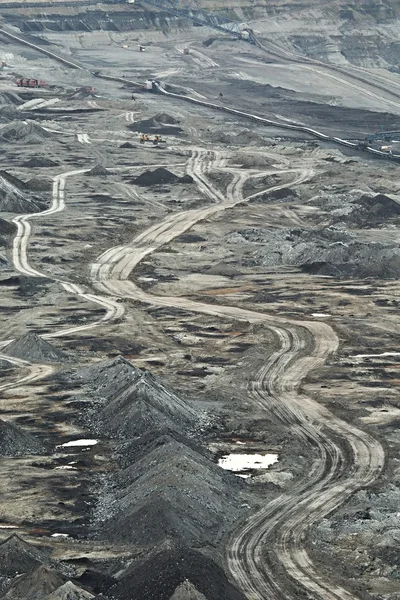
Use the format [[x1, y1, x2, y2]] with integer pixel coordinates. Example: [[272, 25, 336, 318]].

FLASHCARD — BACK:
[[128, 113, 182, 135], [170, 580, 207, 600], [238, 225, 400, 279], [44, 581, 95, 600], [97, 437, 244, 546], [0, 535, 49, 577], [23, 157, 58, 168], [5, 332, 67, 363], [343, 193, 400, 227], [111, 545, 246, 600], [119, 142, 134, 148], [0, 92, 23, 106], [24, 177, 52, 192], [114, 429, 207, 468], [0, 174, 45, 213], [0, 122, 53, 144], [2, 565, 66, 600], [0, 418, 46, 456], [86, 165, 108, 177], [75, 357, 202, 438]]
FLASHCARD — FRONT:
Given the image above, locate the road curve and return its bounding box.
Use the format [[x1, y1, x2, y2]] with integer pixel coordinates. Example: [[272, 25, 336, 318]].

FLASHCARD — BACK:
[[89, 148, 385, 600]]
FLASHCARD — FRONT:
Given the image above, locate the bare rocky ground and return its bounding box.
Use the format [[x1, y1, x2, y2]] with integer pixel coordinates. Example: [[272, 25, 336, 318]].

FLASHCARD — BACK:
[[0, 3, 400, 600]]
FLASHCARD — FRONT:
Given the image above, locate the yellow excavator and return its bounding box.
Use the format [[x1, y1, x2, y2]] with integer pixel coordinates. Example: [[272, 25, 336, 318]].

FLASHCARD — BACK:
[[139, 133, 166, 145]]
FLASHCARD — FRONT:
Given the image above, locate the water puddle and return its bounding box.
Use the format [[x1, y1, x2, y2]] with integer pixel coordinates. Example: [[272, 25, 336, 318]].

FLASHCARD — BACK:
[[57, 439, 98, 448], [218, 453, 279, 478]]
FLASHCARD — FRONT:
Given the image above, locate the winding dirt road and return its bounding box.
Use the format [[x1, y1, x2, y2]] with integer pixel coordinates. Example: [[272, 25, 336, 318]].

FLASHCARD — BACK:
[[88, 147, 385, 600], [5, 144, 385, 600]]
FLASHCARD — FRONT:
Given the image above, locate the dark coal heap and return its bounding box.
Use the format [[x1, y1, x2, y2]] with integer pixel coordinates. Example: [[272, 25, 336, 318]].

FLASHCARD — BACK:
[[23, 157, 58, 168], [0, 535, 49, 578], [75, 356, 202, 438], [0, 419, 46, 457], [110, 545, 247, 600], [133, 168, 193, 187], [128, 112, 183, 135], [5, 332, 67, 363]]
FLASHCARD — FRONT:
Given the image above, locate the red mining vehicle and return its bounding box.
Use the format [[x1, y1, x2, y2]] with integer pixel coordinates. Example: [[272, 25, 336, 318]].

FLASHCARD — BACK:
[[16, 78, 46, 88]]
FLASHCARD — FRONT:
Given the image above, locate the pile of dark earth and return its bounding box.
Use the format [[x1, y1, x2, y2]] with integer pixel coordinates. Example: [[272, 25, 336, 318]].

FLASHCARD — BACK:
[[4, 332, 68, 363], [0, 418, 46, 457], [0, 171, 46, 213], [0, 534, 245, 600], [0, 122, 53, 145], [132, 167, 193, 186], [232, 191, 400, 278], [0, 217, 16, 268], [45, 357, 252, 598], [128, 113, 183, 135]]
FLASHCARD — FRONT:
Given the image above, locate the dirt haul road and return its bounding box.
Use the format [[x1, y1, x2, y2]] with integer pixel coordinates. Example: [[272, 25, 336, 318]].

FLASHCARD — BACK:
[[88, 149, 385, 600], [4, 143, 385, 600]]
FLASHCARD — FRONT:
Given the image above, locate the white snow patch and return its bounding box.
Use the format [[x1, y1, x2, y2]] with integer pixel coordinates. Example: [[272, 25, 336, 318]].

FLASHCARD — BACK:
[[354, 352, 400, 359], [311, 313, 331, 318], [218, 453, 279, 475], [51, 533, 69, 538], [0, 525, 18, 529], [57, 439, 98, 448], [55, 466, 78, 470]]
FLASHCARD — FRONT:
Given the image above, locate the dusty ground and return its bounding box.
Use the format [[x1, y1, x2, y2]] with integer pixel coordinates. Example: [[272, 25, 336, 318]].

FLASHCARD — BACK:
[[0, 6, 399, 600]]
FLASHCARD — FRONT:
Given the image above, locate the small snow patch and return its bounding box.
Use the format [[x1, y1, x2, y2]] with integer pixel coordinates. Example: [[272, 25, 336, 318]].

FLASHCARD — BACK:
[[311, 313, 331, 318], [218, 453, 278, 477], [57, 439, 98, 448], [51, 533, 69, 538]]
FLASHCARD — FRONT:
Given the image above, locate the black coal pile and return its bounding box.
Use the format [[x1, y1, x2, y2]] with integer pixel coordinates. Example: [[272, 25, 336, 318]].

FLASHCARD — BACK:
[[170, 580, 207, 600], [0, 174, 45, 213], [24, 177, 52, 192], [343, 193, 400, 228], [0, 92, 23, 106], [0, 535, 49, 578], [96, 434, 244, 547], [5, 332, 67, 363], [114, 428, 207, 468], [133, 168, 191, 187], [75, 357, 202, 438], [45, 581, 95, 600], [1, 565, 66, 600], [239, 225, 400, 279], [86, 165, 108, 177], [0, 418, 46, 456], [0, 217, 16, 236], [110, 546, 246, 600], [23, 157, 58, 168], [128, 113, 183, 135], [0, 122, 53, 144]]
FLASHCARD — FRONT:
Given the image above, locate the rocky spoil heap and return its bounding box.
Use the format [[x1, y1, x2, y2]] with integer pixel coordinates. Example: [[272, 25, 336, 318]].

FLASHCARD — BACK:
[[5, 332, 67, 363], [0, 535, 49, 578], [96, 434, 245, 547], [110, 545, 247, 600], [0, 174, 45, 213], [0, 122, 53, 145], [75, 356, 203, 438], [0, 419, 46, 457]]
